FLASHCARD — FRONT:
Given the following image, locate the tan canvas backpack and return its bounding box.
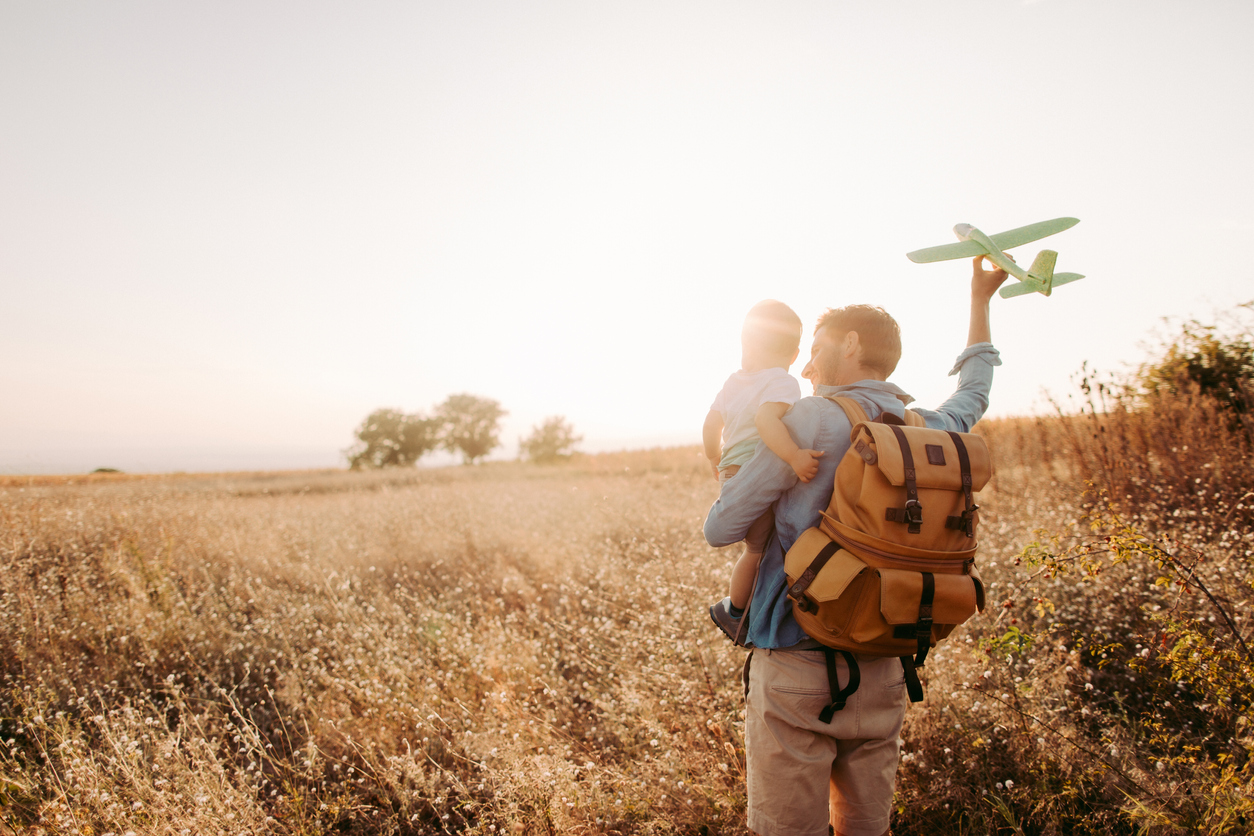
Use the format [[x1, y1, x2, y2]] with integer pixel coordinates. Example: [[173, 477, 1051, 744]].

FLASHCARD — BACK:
[[782, 397, 991, 718]]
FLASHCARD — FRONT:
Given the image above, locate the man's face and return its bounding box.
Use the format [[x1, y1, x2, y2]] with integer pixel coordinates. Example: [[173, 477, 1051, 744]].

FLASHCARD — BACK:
[[801, 326, 845, 389]]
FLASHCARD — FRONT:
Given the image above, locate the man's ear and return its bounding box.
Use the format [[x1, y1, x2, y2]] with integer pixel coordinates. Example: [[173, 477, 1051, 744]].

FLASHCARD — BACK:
[[842, 330, 861, 358]]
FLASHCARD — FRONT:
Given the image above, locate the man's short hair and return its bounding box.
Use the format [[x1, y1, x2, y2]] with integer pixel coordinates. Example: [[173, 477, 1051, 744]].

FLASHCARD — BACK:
[[815, 305, 902, 378], [743, 300, 802, 366]]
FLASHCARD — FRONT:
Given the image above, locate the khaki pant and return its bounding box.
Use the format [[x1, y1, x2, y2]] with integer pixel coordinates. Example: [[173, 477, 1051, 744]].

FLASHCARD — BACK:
[[744, 649, 906, 836]]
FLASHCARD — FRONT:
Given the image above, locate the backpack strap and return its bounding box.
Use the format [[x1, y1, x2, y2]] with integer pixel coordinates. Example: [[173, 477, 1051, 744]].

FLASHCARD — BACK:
[[913, 571, 935, 668], [896, 571, 936, 704], [830, 396, 869, 428], [786, 540, 840, 612], [900, 656, 925, 703], [828, 395, 924, 429], [819, 649, 861, 722], [944, 431, 978, 538], [884, 424, 923, 534]]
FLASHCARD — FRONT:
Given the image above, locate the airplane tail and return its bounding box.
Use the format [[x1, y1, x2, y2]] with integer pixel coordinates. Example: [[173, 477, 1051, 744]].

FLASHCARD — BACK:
[[1028, 250, 1057, 292]]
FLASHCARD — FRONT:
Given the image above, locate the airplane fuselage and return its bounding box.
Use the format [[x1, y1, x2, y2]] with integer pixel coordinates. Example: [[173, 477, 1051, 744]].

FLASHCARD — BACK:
[[953, 224, 1034, 284]]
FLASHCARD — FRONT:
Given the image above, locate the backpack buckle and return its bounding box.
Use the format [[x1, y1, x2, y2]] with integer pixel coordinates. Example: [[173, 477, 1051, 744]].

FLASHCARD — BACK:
[[945, 504, 978, 538], [903, 499, 923, 533]]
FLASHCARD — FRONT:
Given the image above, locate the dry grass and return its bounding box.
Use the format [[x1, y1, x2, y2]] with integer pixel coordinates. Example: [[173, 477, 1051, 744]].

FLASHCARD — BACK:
[[1, 449, 753, 834], [2, 379, 1251, 835]]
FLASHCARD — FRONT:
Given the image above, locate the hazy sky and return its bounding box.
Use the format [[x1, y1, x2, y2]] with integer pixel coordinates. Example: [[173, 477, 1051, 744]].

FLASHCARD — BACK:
[[3, 1, 1252, 473]]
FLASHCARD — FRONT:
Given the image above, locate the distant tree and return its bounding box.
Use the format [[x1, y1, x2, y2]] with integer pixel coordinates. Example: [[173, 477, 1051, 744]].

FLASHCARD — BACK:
[[1139, 304, 1254, 417], [346, 408, 440, 469], [520, 416, 582, 463], [436, 394, 507, 464]]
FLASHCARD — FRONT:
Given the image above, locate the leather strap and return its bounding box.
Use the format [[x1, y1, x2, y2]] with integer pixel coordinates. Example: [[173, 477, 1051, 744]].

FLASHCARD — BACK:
[[914, 572, 935, 667], [943, 431, 978, 538], [900, 656, 924, 702], [786, 540, 840, 613], [887, 424, 923, 534], [819, 649, 861, 722]]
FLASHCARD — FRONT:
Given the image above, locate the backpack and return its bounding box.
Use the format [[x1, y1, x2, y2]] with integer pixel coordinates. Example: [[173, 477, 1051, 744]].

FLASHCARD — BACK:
[[781, 397, 991, 719]]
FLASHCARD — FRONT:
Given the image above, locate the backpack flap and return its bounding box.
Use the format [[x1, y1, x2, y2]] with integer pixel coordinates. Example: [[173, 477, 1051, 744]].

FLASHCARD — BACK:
[[855, 422, 993, 492], [878, 567, 985, 627], [784, 527, 868, 612]]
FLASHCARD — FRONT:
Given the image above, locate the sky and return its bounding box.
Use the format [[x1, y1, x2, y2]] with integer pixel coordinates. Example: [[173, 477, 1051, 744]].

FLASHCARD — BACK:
[[3, 0, 1252, 474]]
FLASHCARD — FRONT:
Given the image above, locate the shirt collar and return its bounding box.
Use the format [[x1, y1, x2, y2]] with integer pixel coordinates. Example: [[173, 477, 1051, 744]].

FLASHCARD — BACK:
[[814, 379, 916, 406]]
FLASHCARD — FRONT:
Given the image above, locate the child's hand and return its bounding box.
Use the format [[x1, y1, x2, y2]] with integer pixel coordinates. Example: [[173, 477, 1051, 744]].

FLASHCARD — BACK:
[[789, 449, 824, 483], [708, 459, 721, 481]]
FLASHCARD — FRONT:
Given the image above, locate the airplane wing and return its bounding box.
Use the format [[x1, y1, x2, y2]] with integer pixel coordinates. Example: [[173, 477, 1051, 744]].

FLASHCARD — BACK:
[[907, 216, 1080, 264], [906, 239, 988, 263], [985, 217, 1080, 251]]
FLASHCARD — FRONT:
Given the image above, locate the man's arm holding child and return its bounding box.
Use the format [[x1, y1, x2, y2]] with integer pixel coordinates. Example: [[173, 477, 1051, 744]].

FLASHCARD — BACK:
[[754, 403, 823, 483], [702, 410, 724, 480]]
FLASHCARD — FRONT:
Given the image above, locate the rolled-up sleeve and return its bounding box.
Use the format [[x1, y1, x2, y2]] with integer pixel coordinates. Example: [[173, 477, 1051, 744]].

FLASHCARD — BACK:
[[703, 400, 820, 547], [912, 342, 1001, 433]]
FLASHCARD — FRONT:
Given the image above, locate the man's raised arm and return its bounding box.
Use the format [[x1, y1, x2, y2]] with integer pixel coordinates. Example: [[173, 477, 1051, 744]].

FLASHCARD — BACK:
[[914, 256, 1009, 433], [967, 255, 1009, 347]]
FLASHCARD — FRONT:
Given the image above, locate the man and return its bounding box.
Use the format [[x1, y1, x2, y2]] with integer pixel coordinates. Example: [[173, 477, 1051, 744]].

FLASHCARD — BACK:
[[703, 258, 1009, 836]]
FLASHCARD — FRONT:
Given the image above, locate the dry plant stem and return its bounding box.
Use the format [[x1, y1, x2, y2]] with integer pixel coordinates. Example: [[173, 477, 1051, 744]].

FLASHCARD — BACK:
[[1161, 550, 1254, 666], [1096, 517, 1254, 667], [971, 685, 1160, 808]]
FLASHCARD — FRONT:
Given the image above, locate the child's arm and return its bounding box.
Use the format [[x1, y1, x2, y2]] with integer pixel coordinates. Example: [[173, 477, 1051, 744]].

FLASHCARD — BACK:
[[755, 402, 823, 483], [702, 409, 724, 480]]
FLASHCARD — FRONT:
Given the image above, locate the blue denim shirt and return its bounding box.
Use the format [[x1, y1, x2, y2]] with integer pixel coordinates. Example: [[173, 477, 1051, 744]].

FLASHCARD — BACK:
[[703, 342, 1002, 649]]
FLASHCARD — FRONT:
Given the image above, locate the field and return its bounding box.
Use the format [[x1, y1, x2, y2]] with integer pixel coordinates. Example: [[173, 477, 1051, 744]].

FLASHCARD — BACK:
[[2, 381, 1252, 834]]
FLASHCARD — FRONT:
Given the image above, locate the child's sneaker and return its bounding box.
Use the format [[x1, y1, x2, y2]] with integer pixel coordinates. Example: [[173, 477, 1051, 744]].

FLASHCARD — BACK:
[[709, 597, 746, 646]]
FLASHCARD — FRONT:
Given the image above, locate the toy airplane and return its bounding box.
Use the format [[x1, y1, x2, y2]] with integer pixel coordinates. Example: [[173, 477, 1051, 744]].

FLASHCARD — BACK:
[[906, 217, 1084, 298]]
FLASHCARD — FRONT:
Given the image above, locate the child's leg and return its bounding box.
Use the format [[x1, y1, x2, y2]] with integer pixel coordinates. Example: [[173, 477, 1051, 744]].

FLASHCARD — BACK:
[[730, 510, 774, 609]]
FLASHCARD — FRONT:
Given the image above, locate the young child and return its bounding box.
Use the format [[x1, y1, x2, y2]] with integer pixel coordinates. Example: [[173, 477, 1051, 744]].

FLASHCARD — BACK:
[[704, 300, 823, 644]]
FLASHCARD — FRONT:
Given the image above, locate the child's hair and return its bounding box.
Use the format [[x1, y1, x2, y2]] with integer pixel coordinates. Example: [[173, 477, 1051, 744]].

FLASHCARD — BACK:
[[742, 300, 803, 366], [814, 304, 902, 378]]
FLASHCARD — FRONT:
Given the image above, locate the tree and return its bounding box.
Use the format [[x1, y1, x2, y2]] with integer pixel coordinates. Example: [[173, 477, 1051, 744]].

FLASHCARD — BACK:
[[346, 408, 440, 469], [435, 394, 507, 464], [1139, 304, 1254, 417], [520, 416, 582, 463]]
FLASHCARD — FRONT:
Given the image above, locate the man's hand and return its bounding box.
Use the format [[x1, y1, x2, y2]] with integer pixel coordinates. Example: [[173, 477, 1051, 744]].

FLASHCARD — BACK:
[[972, 255, 1010, 301], [787, 448, 824, 483]]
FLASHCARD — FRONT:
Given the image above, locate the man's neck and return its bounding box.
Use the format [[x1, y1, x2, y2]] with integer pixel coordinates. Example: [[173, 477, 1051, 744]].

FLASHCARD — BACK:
[[828, 365, 886, 387]]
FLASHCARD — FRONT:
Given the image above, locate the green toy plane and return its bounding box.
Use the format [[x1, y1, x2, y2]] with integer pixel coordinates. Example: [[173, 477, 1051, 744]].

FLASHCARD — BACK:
[[906, 217, 1084, 298]]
